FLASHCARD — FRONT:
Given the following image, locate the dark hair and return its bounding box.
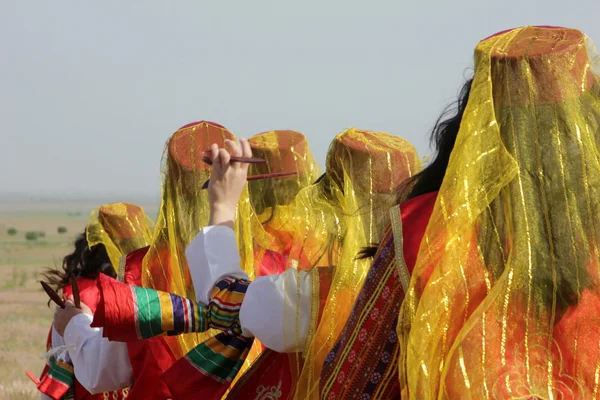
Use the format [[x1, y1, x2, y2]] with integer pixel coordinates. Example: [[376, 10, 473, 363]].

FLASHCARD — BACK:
[[249, 177, 304, 225], [42, 230, 116, 293], [358, 78, 474, 259]]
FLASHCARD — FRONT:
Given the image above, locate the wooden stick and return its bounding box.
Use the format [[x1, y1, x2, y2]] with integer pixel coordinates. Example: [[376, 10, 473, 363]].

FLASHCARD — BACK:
[[41, 281, 66, 309], [201, 171, 298, 189], [70, 275, 81, 309], [201, 150, 266, 166]]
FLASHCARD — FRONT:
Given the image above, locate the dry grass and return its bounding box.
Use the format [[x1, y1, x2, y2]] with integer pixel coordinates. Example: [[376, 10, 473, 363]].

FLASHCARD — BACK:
[[0, 211, 87, 400]]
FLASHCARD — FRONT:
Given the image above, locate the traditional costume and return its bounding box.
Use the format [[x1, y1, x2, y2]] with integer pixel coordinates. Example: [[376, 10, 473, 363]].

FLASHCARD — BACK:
[[323, 26, 600, 400], [88, 128, 418, 399], [91, 121, 258, 399], [36, 203, 152, 400], [248, 130, 321, 277], [185, 128, 420, 399], [92, 272, 253, 400], [400, 26, 600, 399], [320, 192, 436, 399], [135, 120, 255, 358]]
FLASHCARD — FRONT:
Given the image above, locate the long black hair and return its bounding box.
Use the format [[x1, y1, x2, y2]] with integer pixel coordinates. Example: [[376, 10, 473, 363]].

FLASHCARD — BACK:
[[42, 230, 116, 292], [358, 78, 473, 258]]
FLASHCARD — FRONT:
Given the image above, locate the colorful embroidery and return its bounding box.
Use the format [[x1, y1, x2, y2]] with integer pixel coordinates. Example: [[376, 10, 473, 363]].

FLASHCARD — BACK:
[[320, 224, 403, 398], [47, 357, 74, 387], [255, 381, 283, 399], [94, 274, 253, 400], [94, 274, 250, 341]]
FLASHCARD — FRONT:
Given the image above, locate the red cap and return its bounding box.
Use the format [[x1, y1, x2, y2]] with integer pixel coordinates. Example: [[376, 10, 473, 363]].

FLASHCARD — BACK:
[[326, 129, 419, 193], [249, 130, 309, 176], [481, 26, 593, 105]]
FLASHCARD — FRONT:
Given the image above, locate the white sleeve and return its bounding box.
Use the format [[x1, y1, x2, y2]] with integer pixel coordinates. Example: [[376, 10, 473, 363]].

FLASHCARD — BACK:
[[240, 268, 312, 353], [63, 313, 133, 394], [51, 324, 69, 361], [186, 225, 313, 353], [186, 225, 248, 305], [40, 394, 53, 400]]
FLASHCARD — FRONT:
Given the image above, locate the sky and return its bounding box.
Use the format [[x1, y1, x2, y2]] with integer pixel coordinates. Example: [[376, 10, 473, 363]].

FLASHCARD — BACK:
[[1, 0, 599, 198]]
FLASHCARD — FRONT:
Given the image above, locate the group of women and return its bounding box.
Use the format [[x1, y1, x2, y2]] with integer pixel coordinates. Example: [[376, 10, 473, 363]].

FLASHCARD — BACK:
[[33, 26, 600, 399]]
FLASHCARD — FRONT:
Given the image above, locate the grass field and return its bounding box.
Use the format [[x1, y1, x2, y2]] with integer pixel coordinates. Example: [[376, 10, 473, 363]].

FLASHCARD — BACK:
[[0, 203, 109, 399]]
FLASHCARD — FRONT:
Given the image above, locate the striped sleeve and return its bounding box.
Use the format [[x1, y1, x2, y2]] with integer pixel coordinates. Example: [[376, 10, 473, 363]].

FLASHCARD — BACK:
[[91, 273, 250, 341]]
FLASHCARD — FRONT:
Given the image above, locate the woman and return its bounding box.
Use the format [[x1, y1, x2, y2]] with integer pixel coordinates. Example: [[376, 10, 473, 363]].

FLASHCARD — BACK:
[[247, 129, 321, 276], [325, 25, 600, 400], [89, 137, 257, 400], [96, 120, 259, 399], [36, 203, 152, 400], [319, 81, 471, 399], [88, 129, 419, 399], [187, 128, 420, 398], [401, 25, 600, 399]]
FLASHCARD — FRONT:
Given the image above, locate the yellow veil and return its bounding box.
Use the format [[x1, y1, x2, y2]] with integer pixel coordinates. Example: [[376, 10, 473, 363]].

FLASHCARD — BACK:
[[140, 120, 255, 359], [291, 128, 420, 399], [223, 130, 322, 398], [247, 130, 322, 271], [399, 26, 600, 399], [86, 202, 153, 273]]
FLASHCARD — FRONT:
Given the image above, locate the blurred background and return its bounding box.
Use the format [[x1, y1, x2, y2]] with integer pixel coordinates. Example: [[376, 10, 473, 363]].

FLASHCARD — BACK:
[[1, 0, 598, 397]]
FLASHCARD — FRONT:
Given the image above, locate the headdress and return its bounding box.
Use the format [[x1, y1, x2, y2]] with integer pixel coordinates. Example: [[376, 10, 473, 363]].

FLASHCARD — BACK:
[[399, 26, 600, 399], [141, 121, 256, 358], [291, 128, 420, 398], [86, 202, 153, 273]]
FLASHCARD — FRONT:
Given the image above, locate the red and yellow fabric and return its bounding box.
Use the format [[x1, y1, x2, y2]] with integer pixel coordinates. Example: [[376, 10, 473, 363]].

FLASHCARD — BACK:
[[247, 130, 321, 276], [223, 129, 419, 399], [224, 267, 334, 400], [319, 192, 436, 399], [86, 202, 153, 275], [92, 272, 254, 400], [138, 121, 256, 360], [291, 129, 420, 399], [36, 202, 152, 400], [116, 246, 177, 400], [37, 278, 130, 400], [230, 129, 321, 388], [398, 26, 600, 399]]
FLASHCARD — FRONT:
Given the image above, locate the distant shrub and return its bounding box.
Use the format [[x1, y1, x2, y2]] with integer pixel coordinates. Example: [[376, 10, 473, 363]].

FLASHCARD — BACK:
[[25, 231, 39, 241], [57, 226, 68, 234], [4, 267, 29, 288], [38, 231, 46, 238], [18, 269, 27, 287], [7, 227, 17, 236]]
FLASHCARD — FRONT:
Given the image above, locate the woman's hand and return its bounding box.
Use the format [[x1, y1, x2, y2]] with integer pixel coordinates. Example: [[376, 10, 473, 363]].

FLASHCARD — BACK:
[[208, 138, 252, 229], [53, 299, 92, 336]]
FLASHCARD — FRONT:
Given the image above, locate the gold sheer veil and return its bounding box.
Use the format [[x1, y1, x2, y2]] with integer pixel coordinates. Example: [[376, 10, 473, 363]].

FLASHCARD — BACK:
[[291, 128, 420, 399], [86, 202, 153, 273], [140, 121, 255, 359], [398, 26, 600, 399], [247, 130, 321, 268]]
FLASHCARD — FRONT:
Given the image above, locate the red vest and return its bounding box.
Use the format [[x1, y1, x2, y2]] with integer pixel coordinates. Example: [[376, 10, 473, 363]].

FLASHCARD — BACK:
[[119, 246, 177, 400], [233, 192, 437, 399], [37, 277, 129, 400], [225, 268, 335, 399]]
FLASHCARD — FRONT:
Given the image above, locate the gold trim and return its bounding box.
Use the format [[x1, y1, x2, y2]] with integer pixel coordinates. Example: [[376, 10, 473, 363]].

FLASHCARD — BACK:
[[255, 381, 283, 399], [225, 350, 271, 397], [117, 254, 127, 283], [389, 205, 410, 292], [303, 268, 320, 357]]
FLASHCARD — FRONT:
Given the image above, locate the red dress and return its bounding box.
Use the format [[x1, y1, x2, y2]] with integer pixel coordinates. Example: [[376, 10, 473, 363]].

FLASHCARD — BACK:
[[225, 268, 334, 399], [320, 192, 437, 399], [36, 277, 129, 400], [114, 246, 178, 400]]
